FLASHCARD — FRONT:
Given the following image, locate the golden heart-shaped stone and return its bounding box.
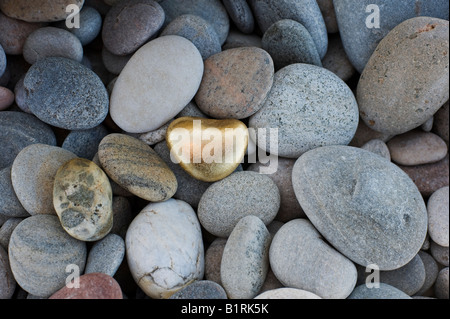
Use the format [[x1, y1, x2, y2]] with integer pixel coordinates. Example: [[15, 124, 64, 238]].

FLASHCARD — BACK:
[[166, 117, 248, 182]]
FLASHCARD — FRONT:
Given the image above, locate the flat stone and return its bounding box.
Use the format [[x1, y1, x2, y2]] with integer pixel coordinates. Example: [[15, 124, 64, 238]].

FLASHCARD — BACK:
[[321, 34, 356, 82], [361, 139, 391, 161], [427, 187, 449, 247], [0, 166, 29, 218], [62, 124, 109, 159], [0, 86, 14, 110], [169, 280, 227, 299], [292, 145, 428, 270], [357, 17, 449, 135], [316, 0, 338, 33], [8, 215, 87, 297], [270, 219, 357, 299], [222, 0, 254, 34], [56, 6, 102, 46], [433, 101, 449, 144], [348, 283, 412, 299], [125, 199, 204, 299], [255, 288, 321, 299], [0, 217, 23, 250], [435, 267, 449, 299], [0, 245, 15, 299], [85, 234, 125, 276], [430, 241, 449, 266], [415, 251, 439, 296], [204, 238, 227, 285]]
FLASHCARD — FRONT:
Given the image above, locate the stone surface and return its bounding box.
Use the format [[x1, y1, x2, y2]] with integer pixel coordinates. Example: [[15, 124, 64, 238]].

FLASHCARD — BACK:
[[98, 133, 177, 202], [14, 76, 31, 113], [85, 234, 125, 276], [221, 216, 271, 299], [0, 244, 15, 299], [435, 267, 449, 299], [8, 215, 87, 297], [357, 17, 449, 135], [0, 217, 23, 250], [249, 63, 359, 158], [349, 119, 393, 148], [11, 144, 77, 216], [101, 48, 131, 75], [0, 86, 14, 110], [0, 166, 29, 218], [415, 251, 439, 296], [110, 196, 133, 238], [222, 0, 254, 34], [198, 171, 280, 238], [62, 125, 109, 159], [0, 44, 5, 78], [430, 241, 449, 266], [421, 116, 434, 132], [348, 283, 412, 299], [53, 158, 113, 241], [126, 199, 204, 299], [223, 30, 262, 50], [427, 187, 449, 247], [270, 219, 357, 299], [110, 36, 203, 133], [292, 145, 428, 270], [49, 273, 122, 299], [321, 34, 356, 82], [433, 101, 449, 144], [57, 6, 102, 46], [204, 238, 227, 285], [24, 57, 109, 130], [255, 288, 321, 299], [361, 139, 391, 161], [169, 280, 227, 299], [316, 0, 338, 33]]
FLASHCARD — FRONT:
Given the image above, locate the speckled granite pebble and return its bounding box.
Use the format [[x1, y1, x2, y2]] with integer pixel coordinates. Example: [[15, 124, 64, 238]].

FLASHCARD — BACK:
[[222, 0, 254, 34], [62, 125, 109, 160], [427, 187, 449, 247], [85, 234, 125, 276], [0, 166, 28, 218]]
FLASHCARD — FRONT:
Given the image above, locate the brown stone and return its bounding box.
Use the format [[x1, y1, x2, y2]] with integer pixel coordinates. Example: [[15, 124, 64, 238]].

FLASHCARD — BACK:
[[349, 118, 393, 148], [0, 87, 14, 110], [204, 238, 226, 285], [316, 0, 338, 33]]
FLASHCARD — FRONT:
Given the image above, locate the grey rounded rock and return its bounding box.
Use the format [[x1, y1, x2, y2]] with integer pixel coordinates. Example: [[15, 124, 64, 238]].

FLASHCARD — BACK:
[[415, 251, 439, 296], [110, 196, 133, 238], [222, 0, 254, 34], [361, 139, 391, 161], [85, 234, 125, 277], [204, 238, 227, 285], [0, 217, 23, 251], [0, 245, 15, 299], [433, 101, 449, 144], [169, 280, 227, 299], [101, 47, 132, 75], [421, 116, 434, 132], [321, 34, 356, 82], [427, 186, 449, 247], [57, 6, 102, 46], [62, 124, 109, 160], [14, 76, 32, 113], [435, 267, 449, 299], [430, 241, 449, 266], [292, 145, 428, 270], [0, 167, 29, 218], [24, 57, 109, 130], [348, 283, 412, 299], [198, 171, 280, 238]]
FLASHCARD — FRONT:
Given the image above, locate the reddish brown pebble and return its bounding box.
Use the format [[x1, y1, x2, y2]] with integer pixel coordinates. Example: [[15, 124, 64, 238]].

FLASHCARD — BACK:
[[0, 86, 14, 110]]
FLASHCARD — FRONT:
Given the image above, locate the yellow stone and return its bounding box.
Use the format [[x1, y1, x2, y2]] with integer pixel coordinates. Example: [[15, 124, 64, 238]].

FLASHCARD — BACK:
[[166, 117, 248, 182]]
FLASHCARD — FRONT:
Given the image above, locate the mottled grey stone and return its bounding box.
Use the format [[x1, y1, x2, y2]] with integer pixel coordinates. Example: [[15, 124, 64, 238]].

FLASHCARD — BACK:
[[85, 234, 125, 277], [430, 241, 449, 266], [204, 237, 226, 285], [348, 283, 412, 299], [101, 47, 132, 75], [223, 30, 262, 50], [321, 34, 356, 82], [435, 267, 449, 299], [222, 0, 254, 34], [169, 280, 227, 299], [361, 139, 391, 161], [0, 167, 29, 218], [0, 245, 15, 299], [427, 186, 449, 247], [62, 124, 109, 159], [0, 217, 23, 250], [110, 196, 133, 238], [415, 251, 439, 296], [56, 6, 102, 46]]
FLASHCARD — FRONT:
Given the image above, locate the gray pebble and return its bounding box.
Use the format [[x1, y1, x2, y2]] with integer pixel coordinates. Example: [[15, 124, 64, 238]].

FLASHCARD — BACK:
[[421, 116, 434, 132], [62, 124, 109, 159], [169, 280, 227, 299], [427, 186, 449, 247], [321, 34, 356, 82], [223, 30, 262, 50], [204, 238, 227, 286], [0, 245, 15, 299], [0, 166, 29, 218], [348, 283, 412, 299], [0, 217, 23, 251], [14, 76, 32, 113], [435, 267, 449, 299], [56, 6, 102, 46], [415, 251, 439, 296], [222, 0, 254, 34], [110, 196, 133, 238], [430, 241, 449, 266], [433, 101, 449, 145], [361, 139, 391, 161], [85, 234, 125, 277], [101, 47, 132, 75]]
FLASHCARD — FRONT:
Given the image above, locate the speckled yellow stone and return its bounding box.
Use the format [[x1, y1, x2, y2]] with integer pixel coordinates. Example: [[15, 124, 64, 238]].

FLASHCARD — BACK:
[[166, 117, 248, 182], [53, 158, 113, 242]]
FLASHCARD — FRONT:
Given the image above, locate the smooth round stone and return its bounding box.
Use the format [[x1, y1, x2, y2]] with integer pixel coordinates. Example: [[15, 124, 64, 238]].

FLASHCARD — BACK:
[[14, 76, 31, 113], [247, 158, 305, 222], [62, 125, 109, 159], [161, 14, 221, 60], [56, 6, 102, 46], [292, 145, 428, 270], [110, 35, 203, 133], [198, 171, 280, 238], [433, 101, 449, 144], [0, 111, 57, 169], [158, 0, 229, 45], [431, 241, 449, 267], [0, 86, 14, 110], [270, 219, 357, 299], [223, 30, 262, 50], [249, 63, 359, 158], [387, 131, 448, 166], [23, 27, 83, 64], [427, 187, 449, 247], [349, 119, 393, 148], [0, 166, 29, 218], [248, 0, 328, 58], [169, 280, 227, 299], [85, 234, 125, 276], [195, 47, 274, 119], [11, 144, 77, 216], [0, 217, 23, 250], [334, 0, 449, 74], [361, 139, 391, 161], [262, 19, 322, 70], [421, 116, 434, 132], [8, 215, 87, 297], [49, 273, 123, 299], [348, 283, 412, 299], [222, 0, 254, 34], [53, 158, 113, 241], [416, 251, 440, 296], [126, 199, 204, 299], [110, 197, 133, 238], [255, 288, 321, 299], [321, 34, 356, 82], [0, 45, 5, 78], [0, 245, 15, 299], [101, 48, 132, 75], [435, 267, 449, 299], [102, 0, 165, 56], [317, 0, 338, 33], [357, 17, 449, 135], [221, 216, 271, 299], [204, 238, 227, 285], [98, 134, 177, 202], [24, 57, 109, 130]]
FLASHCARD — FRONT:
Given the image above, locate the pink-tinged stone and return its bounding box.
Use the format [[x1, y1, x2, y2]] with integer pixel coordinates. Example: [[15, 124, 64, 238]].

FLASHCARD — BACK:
[[0, 87, 14, 110]]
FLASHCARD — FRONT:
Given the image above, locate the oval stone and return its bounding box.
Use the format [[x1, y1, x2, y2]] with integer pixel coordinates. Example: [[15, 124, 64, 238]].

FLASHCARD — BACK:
[[361, 139, 391, 161], [84, 234, 125, 276], [348, 283, 412, 299], [110, 35, 203, 133], [0, 86, 14, 110], [255, 288, 321, 299], [427, 186, 449, 247], [126, 199, 204, 299], [222, 0, 254, 34], [57, 6, 102, 46], [292, 145, 428, 270], [0, 166, 29, 218]]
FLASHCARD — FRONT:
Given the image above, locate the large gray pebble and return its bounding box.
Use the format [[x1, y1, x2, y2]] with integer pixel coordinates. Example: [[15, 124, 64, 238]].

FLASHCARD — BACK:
[[62, 124, 109, 159], [0, 245, 15, 299], [85, 234, 125, 277], [57, 6, 102, 46], [415, 251, 439, 296], [292, 146, 428, 270], [0, 167, 29, 218], [348, 283, 412, 299]]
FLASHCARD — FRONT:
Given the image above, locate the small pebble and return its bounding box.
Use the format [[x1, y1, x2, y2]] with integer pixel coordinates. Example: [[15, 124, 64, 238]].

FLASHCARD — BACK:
[[56, 6, 102, 46], [222, 30, 262, 50], [101, 47, 132, 75], [427, 186, 449, 247], [433, 101, 449, 144], [435, 267, 449, 299], [169, 280, 227, 299], [349, 119, 393, 148], [0, 217, 23, 250], [0, 166, 29, 218], [85, 234, 125, 276], [255, 288, 321, 299], [62, 124, 109, 159], [321, 34, 356, 82], [204, 238, 227, 285], [110, 196, 133, 238], [222, 0, 254, 34], [415, 251, 439, 296], [361, 139, 391, 161], [13, 76, 31, 113], [421, 116, 434, 132], [430, 241, 449, 267]]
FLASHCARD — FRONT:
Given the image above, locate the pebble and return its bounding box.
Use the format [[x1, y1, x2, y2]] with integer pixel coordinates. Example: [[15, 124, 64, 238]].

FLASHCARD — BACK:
[[255, 288, 321, 299], [98, 133, 177, 202], [85, 234, 125, 276], [13, 77, 31, 113], [357, 17, 449, 135], [160, 14, 221, 60], [316, 0, 338, 33], [0, 86, 14, 110], [258, 268, 284, 294], [53, 158, 113, 241], [24, 57, 109, 130], [125, 199, 204, 299], [222, 0, 254, 34], [49, 273, 123, 299], [62, 124, 109, 159], [415, 251, 439, 296], [348, 283, 412, 299], [110, 36, 203, 133], [361, 139, 391, 161], [11, 144, 77, 216], [169, 280, 227, 299], [433, 101, 449, 144], [292, 145, 428, 270], [222, 30, 262, 50], [110, 196, 133, 238], [101, 48, 132, 75], [427, 187, 449, 247], [349, 119, 393, 148], [321, 35, 356, 82], [56, 6, 102, 46], [430, 241, 449, 267], [334, 0, 450, 73], [270, 219, 357, 299], [262, 19, 322, 70], [435, 267, 449, 299], [249, 63, 359, 158], [0, 245, 15, 299], [221, 215, 271, 299], [387, 130, 448, 166], [0, 166, 29, 218], [102, 0, 165, 56], [198, 171, 280, 238], [8, 215, 87, 297], [0, 217, 23, 250], [204, 238, 227, 285], [421, 116, 434, 132]]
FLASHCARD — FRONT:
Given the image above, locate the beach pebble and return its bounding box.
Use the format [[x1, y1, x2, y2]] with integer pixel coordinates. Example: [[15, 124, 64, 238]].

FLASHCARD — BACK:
[[292, 145, 428, 270], [198, 171, 280, 238], [357, 17, 449, 135], [0, 217, 23, 250], [249, 63, 359, 158], [110, 197, 133, 238], [221, 216, 271, 299], [222, 0, 254, 34], [13, 77, 32, 113], [125, 199, 204, 299], [348, 283, 412, 299], [195, 47, 274, 119], [98, 134, 177, 202], [0, 245, 15, 299], [24, 57, 109, 130], [8, 215, 87, 297], [169, 280, 227, 299], [262, 19, 322, 70], [435, 267, 449, 299], [433, 101, 449, 144], [415, 251, 439, 296], [0, 167, 29, 218], [11, 144, 77, 216], [270, 219, 357, 299], [421, 117, 434, 132], [258, 268, 284, 294], [255, 288, 321, 299], [204, 238, 227, 285], [62, 125, 109, 159], [49, 273, 123, 299], [0, 86, 13, 110], [349, 119, 393, 148], [56, 6, 102, 46], [85, 234, 125, 276], [361, 139, 391, 161], [427, 187, 449, 247], [110, 36, 203, 133], [321, 35, 356, 82], [223, 30, 262, 50], [430, 241, 449, 266], [101, 48, 132, 75], [316, 0, 338, 33]]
